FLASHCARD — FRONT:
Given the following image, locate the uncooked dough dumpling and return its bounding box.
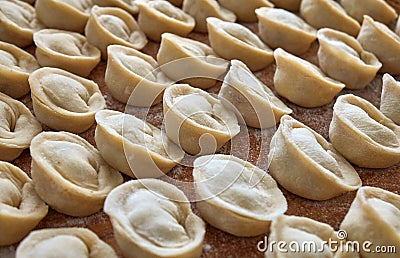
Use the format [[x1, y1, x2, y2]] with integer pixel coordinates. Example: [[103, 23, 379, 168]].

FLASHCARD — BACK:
[[269, 115, 362, 200], [104, 179, 206, 258], [340, 0, 397, 25], [0, 161, 48, 246], [381, 74, 400, 125], [218, 0, 274, 22], [329, 94, 400, 168], [95, 0, 140, 14], [268, 0, 301, 12], [273, 48, 344, 108]]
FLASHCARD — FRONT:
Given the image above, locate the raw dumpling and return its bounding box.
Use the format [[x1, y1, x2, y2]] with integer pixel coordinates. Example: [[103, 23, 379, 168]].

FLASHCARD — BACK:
[[105, 45, 172, 106], [340, 0, 397, 25], [163, 84, 240, 155], [219, 60, 292, 128], [35, 0, 94, 32], [268, 0, 301, 12], [207, 17, 274, 71], [136, 0, 195, 42], [273, 48, 345, 108], [300, 0, 360, 37], [0, 41, 39, 98], [0, 162, 48, 246], [16, 228, 117, 258], [341, 186, 400, 258], [34, 29, 101, 77], [0, 92, 42, 161], [193, 154, 287, 236], [182, 0, 236, 33], [104, 179, 206, 258], [317, 28, 382, 90], [218, 0, 273, 22], [95, 0, 139, 14], [381, 74, 400, 125], [0, 0, 44, 47], [269, 115, 362, 200], [95, 110, 184, 178], [30, 131, 123, 217], [329, 94, 400, 168], [256, 7, 317, 55], [157, 33, 228, 89], [29, 67, 106, 133], [85, 6, 147, 59], [357, 15, 400, 75]]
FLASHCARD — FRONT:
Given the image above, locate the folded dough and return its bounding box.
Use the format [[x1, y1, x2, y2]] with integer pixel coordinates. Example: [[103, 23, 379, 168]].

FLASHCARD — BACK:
[[29, 67, 106, 133], [218, 0, 273, 22], [85, 6, 147, 59], [381, 74, 400, 125], [94, 0, 139, 14], [0, 0, 44, 47], [329, 94, 400, 168], [341, 186, 400, 258], [34, 29, 101, 77], [340, 0, 397, 25], [157, 33, 228, 89], [0, 41, 39, 98], [193, 154, 287, 236], [35, 0, 94, 32], [30, 131, 123, 217], [269, 115, 361, 200], [207, 17, 274, 71], [16, 227, 117, 258], [105, 45, 172, 106], [317, 28, 381, 90], [95, 110, 184, 178], [0, 92, 42, 161], [219, 60, 292, 128], [0, 161, 48, 246], [357, 15, 400, 75], [273, 48, 344, 108], [136, 0, 195, 42], [182, 0, 236, 33], [300, 0, 360, 37], [104, 179, 205, 258], [255, 7, 317, 55], [268, 0, 301, 11], [163, 84, 239, 155]]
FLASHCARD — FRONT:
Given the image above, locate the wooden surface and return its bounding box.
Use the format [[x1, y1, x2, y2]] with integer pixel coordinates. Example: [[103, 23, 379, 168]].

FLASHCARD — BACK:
[[1, 1, 400, 257]]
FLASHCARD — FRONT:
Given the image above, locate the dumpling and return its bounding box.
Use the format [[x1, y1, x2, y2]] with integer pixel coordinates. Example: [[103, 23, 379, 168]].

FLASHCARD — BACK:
[[193, 154, 287, 237], [182, 0, 236, 33], [35, 0, 94, 32], [0, 41, 39, 98], [29, 67, 106, 133], [95, 110, 184, 178], [207, 17, 274, 71], [255, 7, 317, 55], [136, 0, 195, 42], [317, 28, 382, 90], [269, 115, 361, 200], [300, 0, 360, 37], [218, 0, 273, 22], [95, 0, 139, 14], [0, 92, 42, 161], [105, 45, 172, 106], [381, 74, 400, 125], [341, 186, 400, 258], [30, 131, 123, 217], [0, 161, 48, 246], [16, 228, 117, 258], [357, 15, 400, 75], [85, 6, 147, 59], [34, 29, 101, 77], [157, 33, 228, 89], [104, 179, 205, 258], [163, 84, 240, 155], [340, 0, 397, 25], [219, 60, 292, 128], [0, 0, 44, 47], [273, 48, 345, 108], [268, 0, 301, 12], [329, 94, 400, 168]]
